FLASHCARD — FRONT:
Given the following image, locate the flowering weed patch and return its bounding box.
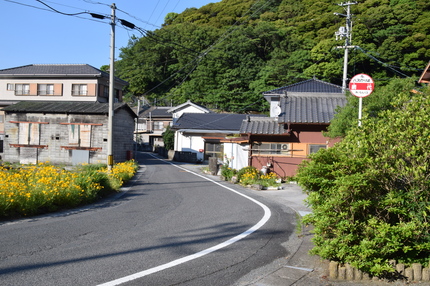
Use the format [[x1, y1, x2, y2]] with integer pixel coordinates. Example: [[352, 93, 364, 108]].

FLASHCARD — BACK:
[[0, 160, 138, 219], [236, 166, 280, 188]]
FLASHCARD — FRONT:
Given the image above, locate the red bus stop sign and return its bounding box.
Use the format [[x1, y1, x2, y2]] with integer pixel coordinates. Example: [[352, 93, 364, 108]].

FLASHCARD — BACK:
[[349, 73, 374, 98]]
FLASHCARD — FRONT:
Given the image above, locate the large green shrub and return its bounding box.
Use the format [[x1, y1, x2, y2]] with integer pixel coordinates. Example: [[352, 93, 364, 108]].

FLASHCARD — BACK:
[[296, 89, 430, 276]]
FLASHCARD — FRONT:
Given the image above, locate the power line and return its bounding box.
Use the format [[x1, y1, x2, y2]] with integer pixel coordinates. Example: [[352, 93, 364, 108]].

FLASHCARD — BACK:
[[35, 0, 88, 16]]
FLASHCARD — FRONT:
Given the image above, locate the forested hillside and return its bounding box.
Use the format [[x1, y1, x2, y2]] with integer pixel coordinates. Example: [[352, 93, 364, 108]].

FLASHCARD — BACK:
[[115, 0, 430, 112]]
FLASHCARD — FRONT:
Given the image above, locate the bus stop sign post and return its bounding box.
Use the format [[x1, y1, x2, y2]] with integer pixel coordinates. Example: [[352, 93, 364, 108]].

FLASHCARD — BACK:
[[349, 73, 374, 126]]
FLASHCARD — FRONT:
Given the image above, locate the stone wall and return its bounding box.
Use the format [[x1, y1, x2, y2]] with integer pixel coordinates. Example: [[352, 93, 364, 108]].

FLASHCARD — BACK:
[[328, 261, 430, 282]]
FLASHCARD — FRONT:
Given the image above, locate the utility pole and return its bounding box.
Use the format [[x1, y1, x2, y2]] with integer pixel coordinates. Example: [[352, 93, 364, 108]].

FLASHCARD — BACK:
[[107, 3, 116, 171], [334, 2, 357, 93]]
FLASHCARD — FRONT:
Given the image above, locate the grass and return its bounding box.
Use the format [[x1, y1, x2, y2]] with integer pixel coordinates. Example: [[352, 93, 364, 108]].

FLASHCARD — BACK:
[[0, 160, 138, 219]]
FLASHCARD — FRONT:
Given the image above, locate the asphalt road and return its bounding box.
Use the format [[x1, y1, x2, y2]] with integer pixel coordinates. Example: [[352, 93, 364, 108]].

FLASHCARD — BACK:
[[0, 153, 298, 286]]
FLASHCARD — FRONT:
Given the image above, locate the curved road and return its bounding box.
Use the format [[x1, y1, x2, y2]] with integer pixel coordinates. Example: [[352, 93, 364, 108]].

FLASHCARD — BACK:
[[0, 152, 297, 285]]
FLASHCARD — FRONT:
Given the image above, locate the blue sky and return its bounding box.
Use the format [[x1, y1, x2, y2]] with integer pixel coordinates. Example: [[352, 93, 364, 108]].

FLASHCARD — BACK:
[[0, 0, 219, 70]]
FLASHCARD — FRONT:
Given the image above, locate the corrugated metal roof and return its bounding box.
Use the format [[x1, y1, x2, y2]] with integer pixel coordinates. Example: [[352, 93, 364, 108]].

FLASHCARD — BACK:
[[263, 78, 344, 95], [279, 95, 347, 124], [173, 113, 266, 131], [240, 117, 287, 135], [2, 101, 136, 117]]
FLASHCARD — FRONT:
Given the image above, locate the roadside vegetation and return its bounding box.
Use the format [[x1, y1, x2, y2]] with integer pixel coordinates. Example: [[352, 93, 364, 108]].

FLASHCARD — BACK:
[[221, 164, 280, 189], [0, 160, 138, 219], [296, 86, 430, 277]]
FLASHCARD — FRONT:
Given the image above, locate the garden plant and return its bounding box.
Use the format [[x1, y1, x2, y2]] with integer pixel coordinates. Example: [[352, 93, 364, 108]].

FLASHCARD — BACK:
[[0, 160, 138, 219], [296, 89, 430, 277]]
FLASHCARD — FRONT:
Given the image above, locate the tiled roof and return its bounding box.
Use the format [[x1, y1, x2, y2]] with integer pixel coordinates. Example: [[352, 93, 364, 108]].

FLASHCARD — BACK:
[[240, 117, 287, 135], [0, 64, 128, 84], [173, 113, 266, 131], [0, 64, 102, 75], [279, 95, 347, 124], [139, 107, 172, 118], [263, 78, 344, 95], [2, 101, 136, 117]]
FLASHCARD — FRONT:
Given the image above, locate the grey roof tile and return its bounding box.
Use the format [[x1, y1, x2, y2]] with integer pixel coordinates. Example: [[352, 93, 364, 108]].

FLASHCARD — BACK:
[[0, 64, 102, 75], [0, 64, 128, 84], [263, 78, 344, 95], [173, 113, 266, 131], [279, 95, 347, 124], [2, 101, 136, 117], [240, 117, 287, 135]]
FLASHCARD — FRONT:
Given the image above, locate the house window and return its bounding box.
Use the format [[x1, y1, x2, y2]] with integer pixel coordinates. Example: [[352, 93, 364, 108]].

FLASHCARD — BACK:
[[309, 144, 327, 154], [153, 121, 164, 130], [7, 83, 14, 91], [19, 123, 40, 145], [252, 143, 290, 155], [38, 84, 54, 95], [15, 84, 30, 95], [103, 85, 109, 97], [69, 125, 91, 147], [205, 142, 223, 159], [0, 114, 4, 123], [72, 84, 88, 96]]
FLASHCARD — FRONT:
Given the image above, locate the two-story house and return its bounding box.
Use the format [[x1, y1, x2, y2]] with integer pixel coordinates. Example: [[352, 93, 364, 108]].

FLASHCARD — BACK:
[[135, 106, 173, 151], [240, 78, 347, 178], [0, 64, 132, 164]]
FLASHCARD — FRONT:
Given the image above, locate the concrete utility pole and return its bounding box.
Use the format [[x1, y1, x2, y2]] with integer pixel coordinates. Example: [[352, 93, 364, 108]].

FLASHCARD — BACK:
[[107, 3, 116, 171], [334, 1, 357, 93]]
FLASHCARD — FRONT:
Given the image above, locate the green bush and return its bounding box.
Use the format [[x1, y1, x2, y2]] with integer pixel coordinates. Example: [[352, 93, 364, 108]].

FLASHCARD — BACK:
[[296, 90, 430, 277], [236, 166, 259, 185], [220, 164, 236, 181]]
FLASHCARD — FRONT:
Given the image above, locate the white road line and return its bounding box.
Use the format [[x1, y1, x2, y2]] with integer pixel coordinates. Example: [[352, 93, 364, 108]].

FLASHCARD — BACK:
[[97, 155, 272, 286]]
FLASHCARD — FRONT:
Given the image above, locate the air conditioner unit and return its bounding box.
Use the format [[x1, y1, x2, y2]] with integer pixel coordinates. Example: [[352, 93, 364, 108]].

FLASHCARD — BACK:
[[281, 144, 289, 154]]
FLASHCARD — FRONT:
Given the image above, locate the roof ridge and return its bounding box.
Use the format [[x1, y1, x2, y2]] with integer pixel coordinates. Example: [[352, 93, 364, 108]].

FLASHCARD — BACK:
[[0, 64, 33, 72]]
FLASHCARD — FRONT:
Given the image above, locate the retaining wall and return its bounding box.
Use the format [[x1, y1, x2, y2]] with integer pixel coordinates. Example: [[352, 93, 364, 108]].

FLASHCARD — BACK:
[[329, 261, 430, 282]]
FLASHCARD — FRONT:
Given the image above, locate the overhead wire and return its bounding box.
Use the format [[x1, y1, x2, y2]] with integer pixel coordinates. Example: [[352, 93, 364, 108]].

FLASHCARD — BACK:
[[35, 0, 88, 16], [8, 0, 272, 112], [145, 0, 275, 98]]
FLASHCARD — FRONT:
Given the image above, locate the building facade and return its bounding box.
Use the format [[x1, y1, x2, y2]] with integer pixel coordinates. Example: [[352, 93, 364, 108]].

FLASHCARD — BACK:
[[0, 64, 129, 155], [3, 101, 136, 165]]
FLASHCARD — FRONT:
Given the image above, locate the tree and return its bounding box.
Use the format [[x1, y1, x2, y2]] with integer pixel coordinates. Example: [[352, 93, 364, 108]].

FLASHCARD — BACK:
[[325, 77, 417, 138], [162, 125, 175, 150], [296, 87, 430, 276], [113, 0, 429, 112]]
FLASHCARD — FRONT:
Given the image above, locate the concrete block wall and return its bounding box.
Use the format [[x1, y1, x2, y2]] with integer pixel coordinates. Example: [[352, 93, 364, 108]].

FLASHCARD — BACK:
[[4, 109, 135, 165], [112, 108, 135, 163]]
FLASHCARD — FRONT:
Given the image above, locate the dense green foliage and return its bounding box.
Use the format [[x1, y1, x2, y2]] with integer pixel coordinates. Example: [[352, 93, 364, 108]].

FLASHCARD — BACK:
[[296, 88, 430, 276], [162, 125, 175, 150], [326, 77, 418, 138], [115, 0, 430, 112]]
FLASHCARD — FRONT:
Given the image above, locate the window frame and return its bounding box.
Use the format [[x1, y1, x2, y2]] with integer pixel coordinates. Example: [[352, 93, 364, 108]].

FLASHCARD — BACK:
[[15, 84, 30, 95], [204, 142, 223, 160], [37, 84, 54, 95], [152, 121, 164, 131], [252, 142, 290, 155], [308, 144, 327, 154], [72, 84, 88, 96]]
